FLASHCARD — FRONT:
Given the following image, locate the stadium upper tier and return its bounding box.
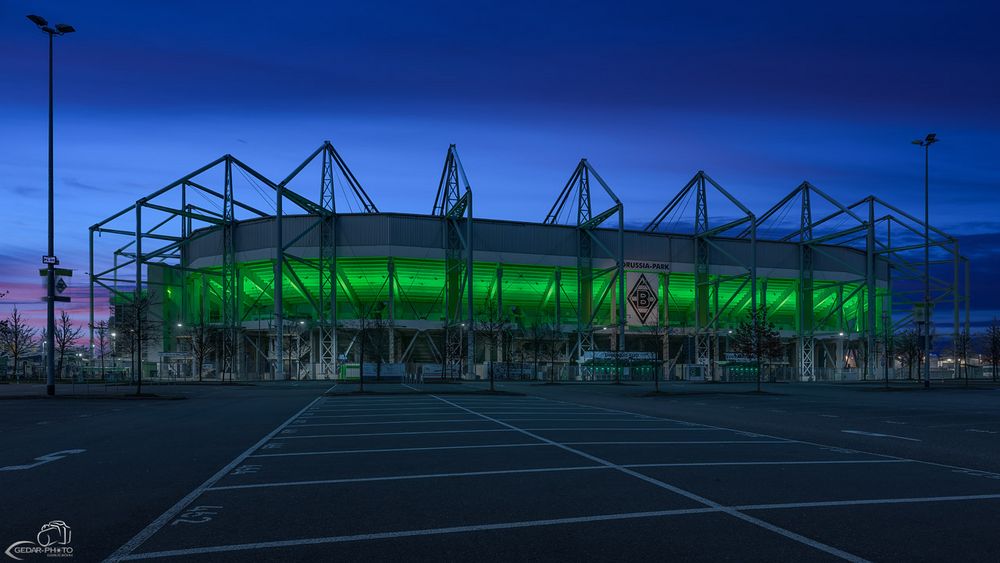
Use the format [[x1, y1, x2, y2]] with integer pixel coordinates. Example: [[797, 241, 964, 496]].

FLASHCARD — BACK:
[[148, 212, 889, 334]]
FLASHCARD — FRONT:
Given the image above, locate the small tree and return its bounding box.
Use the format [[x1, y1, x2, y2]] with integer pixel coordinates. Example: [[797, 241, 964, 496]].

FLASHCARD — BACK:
[[117, 291, 160, 394], [525, 320, 553, 381], [348, 302, 384, 392], [53, 310, 83, 379], [0, 307, 38, 382], [475, 298, 509, 392], [90, 320, 111, 381], [647, 323, 678, 393], [188, 322, 217, 382], [732, 306, 782, 392], [895, 329, 923, 380], [544, 329, 565, 383], [369, 309, 390, 382], [984, 319, 1000, 382], [949, 329, 973, 385]]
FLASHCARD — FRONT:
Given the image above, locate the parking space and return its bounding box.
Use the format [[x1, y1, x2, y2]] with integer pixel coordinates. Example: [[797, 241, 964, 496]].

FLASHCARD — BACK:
[[105, 390, 1000, 562]]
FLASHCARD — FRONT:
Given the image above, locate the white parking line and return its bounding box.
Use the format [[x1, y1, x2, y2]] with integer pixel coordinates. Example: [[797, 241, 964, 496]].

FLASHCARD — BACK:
[[523, 427, 717, 432], [209, 465, 609, 490], [273, 429, 518, 439], [431, 395, 868, 563], [489, 412, 650, 417], [250, 443, 549, 458], [734, 492, 1000, 511], [105, 396, 323, 562], [294, 418, 486, 427], [114, 488, 1000, 560], [115, 507, 720, 560], [483, 418, 660, 422], [302, 412, 463, 419], [209, 459, 910, 492], [562, 440, 792, 445], [541, 396, 1000, 480], [308, 406, 473, 413], [841, 430, 921, 442]]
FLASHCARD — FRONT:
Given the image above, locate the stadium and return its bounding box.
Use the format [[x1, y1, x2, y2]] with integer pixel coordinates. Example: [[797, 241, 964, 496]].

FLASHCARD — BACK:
[[86, 142, 970, 382]]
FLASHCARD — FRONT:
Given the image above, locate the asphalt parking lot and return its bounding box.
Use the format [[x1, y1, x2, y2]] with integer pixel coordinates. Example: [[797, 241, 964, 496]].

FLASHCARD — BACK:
[[4, 381, 1000, 562]]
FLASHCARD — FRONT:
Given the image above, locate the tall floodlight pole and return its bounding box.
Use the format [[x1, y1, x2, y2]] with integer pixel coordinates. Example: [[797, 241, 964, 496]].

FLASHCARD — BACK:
[[27, 15, 75, 397], [912, 133, 937, 389]]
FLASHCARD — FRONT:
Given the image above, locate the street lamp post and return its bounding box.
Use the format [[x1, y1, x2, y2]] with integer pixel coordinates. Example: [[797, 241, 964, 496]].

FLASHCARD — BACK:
[[27, 15, 75, 397], [912, 133, 938, 389]]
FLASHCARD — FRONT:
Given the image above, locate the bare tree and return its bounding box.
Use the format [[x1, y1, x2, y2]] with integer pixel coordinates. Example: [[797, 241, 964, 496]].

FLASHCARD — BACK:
[[0, 307, 38, 382], [347, 302, 385, 392], [894, 329, 923, 380], [188, 322, 217, 382], [475, 298, 509, 392], [732, 306, 782, 392], [369, 310, 390, 382], [52, 310, 83, 379], [525, 321, 554, 381], [984, 319, 1000, 382], [646, 323, 681, 393], [90, 320, 111, 381], [948, 329, 973, 385], [543, 329, 565, 383], [116, 291, 160, 394]]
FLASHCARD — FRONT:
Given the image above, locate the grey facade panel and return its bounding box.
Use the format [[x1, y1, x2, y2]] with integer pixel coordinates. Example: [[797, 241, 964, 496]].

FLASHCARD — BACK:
[[188, 212, 886, 280], [336, 214, 389, 247], [473, 220, 577, 257], [386, 215, 444, 248]]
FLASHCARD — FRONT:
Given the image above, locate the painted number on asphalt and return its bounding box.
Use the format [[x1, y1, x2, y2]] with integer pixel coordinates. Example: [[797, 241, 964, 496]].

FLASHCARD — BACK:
[[170, 506, 222, 526], [230, 464, 262, 475]]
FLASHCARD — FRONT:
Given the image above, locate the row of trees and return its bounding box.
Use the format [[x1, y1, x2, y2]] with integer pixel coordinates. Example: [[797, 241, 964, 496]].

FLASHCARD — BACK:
[[0, 308, 86, 381], [895, 323, 1000, 381]]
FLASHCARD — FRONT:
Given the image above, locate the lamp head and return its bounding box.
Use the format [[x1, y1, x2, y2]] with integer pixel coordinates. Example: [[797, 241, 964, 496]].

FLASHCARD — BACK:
[[55, 23, 76, 34], [26, 14, 48, 27]]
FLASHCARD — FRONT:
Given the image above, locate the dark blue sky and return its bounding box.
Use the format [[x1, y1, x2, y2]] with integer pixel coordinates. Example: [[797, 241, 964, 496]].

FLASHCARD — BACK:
[[2, 1, 999, 325]]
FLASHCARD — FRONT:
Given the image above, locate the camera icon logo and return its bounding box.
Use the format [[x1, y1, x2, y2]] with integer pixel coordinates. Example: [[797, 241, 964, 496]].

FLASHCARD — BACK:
[[36, 521, 71, 547]]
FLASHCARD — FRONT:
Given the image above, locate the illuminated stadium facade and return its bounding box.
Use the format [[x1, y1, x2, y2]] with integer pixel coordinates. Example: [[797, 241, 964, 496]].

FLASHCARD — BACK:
[[87, 142, 970, 382]]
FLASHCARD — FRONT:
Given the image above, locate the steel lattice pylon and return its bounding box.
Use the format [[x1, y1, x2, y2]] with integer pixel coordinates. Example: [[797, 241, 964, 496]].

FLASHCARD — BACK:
[[221, 157, 239, 380], [545, 159, 625, 381], [648, 171, 757, 383], [434, 145, 474, 378], [318, 147, 337, 379]]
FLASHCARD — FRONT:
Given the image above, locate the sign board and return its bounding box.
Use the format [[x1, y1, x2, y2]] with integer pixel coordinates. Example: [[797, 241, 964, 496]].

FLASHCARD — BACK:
[[625, 271, 659, 327], [38, 268, 73, 277], [623, 260, 670, 273], [38, 269, 72, 302], [42, 255, 59, 265], [581, 351, 657, 362]]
